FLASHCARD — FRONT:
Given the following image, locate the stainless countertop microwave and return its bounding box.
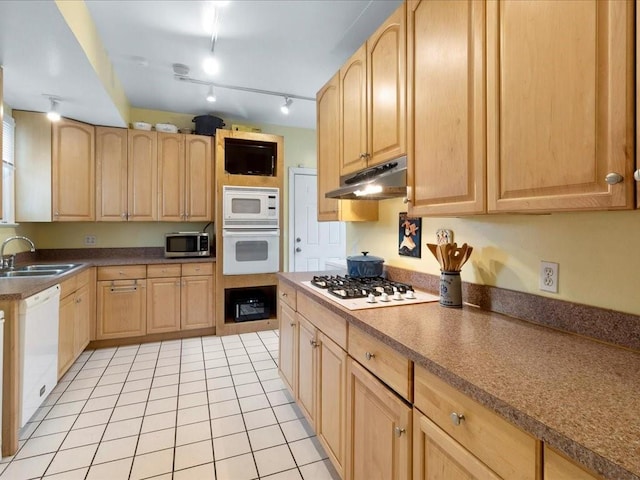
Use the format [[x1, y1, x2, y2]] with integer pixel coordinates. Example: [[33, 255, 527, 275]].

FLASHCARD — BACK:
[[164, 232, 210, 258]]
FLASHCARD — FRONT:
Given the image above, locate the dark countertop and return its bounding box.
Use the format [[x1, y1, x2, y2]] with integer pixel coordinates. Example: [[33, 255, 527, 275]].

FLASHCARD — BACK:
[[0, 254, 215, 300], [278, 271, 640, 480]]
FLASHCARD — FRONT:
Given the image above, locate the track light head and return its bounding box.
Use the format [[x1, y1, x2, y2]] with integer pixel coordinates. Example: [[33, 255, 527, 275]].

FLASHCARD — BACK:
[[46, 97, 61, 122], [280, 96, 292, 115]]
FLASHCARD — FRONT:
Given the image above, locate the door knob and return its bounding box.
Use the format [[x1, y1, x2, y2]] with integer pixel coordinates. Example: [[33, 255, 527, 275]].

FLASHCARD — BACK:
[[296, 247, 302, 253], [296, 237, 301, 243]]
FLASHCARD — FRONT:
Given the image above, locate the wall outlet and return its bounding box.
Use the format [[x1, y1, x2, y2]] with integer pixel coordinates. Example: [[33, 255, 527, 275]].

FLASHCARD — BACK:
[[436, 229, 453, 245], [84, 235, 97, 247], [539, 261, 559, 293]]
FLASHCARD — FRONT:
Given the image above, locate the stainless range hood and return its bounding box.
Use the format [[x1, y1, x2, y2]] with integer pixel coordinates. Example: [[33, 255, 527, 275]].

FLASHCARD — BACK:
[[325, 156, 407, 200]]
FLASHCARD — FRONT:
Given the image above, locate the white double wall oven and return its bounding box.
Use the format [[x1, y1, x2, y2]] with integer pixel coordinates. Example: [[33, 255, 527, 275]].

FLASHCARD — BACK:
[[222, 186, 280, 275]]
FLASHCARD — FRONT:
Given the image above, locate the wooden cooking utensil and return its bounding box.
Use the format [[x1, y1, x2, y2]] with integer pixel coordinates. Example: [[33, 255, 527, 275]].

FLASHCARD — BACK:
[[427, 243, 438, 259]]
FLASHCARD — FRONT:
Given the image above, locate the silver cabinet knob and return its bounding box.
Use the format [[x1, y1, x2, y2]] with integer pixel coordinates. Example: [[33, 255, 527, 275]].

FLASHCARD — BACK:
[[450, 412, 465, 426], [296, 247, 302, 253], [605, 172, 624, 185], [634, 170, 640, 182], [310, 340, 319, 348], [394, 426, 406, 437], [296, 237, 301, 243], [365, 352, 375, 361]]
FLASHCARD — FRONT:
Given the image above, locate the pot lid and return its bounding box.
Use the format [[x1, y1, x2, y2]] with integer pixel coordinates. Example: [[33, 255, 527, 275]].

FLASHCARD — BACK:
[[347, 251, 384, 263]]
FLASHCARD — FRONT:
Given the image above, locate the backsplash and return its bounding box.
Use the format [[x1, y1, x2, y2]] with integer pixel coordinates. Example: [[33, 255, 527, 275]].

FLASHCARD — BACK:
[[387, 265, 640, 352]]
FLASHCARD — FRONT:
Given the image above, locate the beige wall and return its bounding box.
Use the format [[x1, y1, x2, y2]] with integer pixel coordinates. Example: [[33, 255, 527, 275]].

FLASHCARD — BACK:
[[348, 199, 640, 316]]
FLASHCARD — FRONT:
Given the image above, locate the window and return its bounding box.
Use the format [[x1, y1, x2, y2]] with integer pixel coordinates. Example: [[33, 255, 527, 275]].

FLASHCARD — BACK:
[[2, 114, 15, 224]]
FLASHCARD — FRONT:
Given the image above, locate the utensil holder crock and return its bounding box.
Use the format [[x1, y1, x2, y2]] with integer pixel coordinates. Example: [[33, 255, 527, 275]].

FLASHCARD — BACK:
[[440, 271, 462, 308]]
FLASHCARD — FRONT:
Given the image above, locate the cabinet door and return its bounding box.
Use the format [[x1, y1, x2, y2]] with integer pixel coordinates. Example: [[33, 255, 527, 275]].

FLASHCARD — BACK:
[[544, 446, 601, 480], [297, 314, 317, 429], [147, 277, 181, 334], [58, 293, 76, 378], [317, 332, 347, 478], [413, 411, 501, 480], [317, 73, 341, 221], [181, 275, 214, 330], [346, 358, 411, 480], [52, 118, 95, 221], [407, 0, 485, 216], [96, 279, 146, 339], [158, 132, 185, 222], [128, 130, 158, 221], [73, 283, 91, 355], [487, 0, 634, 212], [340, 44, 368, 176], [96, 127, 128, 221], [185, 135, 212, 221], [367, 3, 406, 168], [278, 301, 297, 396]]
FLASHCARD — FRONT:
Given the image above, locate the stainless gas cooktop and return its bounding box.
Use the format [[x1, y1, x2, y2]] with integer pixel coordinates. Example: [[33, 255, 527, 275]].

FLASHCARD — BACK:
[[302, 275, 438, 311]]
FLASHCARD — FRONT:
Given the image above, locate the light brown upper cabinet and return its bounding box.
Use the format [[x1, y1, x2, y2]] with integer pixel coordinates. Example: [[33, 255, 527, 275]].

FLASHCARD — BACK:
[[316, 73, 377, 222], [97, 128, 158, 221], [158, 133, 212, 222], [96, 127, 128, 221], [407, 0, 486, 216], [487, 0, 635, 212], [128, 129, 158, 221], [340, 3, 406, 177], [52, 118, 95, 221]]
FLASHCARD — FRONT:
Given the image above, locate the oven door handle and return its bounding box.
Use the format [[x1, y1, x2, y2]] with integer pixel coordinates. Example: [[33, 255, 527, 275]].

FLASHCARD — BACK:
[[222, 229, 280, 237]]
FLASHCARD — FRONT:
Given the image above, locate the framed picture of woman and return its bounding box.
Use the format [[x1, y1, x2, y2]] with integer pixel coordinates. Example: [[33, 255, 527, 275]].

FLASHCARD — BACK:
[[398, 212, 421, 258]]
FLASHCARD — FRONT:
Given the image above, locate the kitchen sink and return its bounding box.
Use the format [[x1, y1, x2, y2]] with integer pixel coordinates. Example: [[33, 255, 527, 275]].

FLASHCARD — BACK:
[[0, 263, 80, 278], [17, 263, 80, 271], [0, 269, 65, 278]]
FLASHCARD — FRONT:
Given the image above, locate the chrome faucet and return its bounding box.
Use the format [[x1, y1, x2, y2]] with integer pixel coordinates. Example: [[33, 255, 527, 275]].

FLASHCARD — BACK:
[[1, 236, 36, 270]]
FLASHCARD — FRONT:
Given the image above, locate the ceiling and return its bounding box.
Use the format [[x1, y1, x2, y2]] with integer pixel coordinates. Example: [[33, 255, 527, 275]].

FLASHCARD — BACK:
[[0, 0, 402, 130]]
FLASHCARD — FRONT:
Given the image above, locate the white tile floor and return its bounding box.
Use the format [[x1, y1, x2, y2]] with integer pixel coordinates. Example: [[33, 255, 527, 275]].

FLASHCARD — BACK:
[[0, 330, 341, 480]]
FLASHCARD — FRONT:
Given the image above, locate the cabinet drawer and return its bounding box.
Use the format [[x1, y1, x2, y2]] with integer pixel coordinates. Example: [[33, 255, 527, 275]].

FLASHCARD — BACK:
[[414, 365, 539, 480], [348, 326, 412, 401], [181, 262, 213, 276], [147, 264, 182, 278], [59, 275, 78, 299], [75, 268, 91, 287], [297, 293, 346, 350], [278, 281, 297, 310], [97, 265, 146, 281]]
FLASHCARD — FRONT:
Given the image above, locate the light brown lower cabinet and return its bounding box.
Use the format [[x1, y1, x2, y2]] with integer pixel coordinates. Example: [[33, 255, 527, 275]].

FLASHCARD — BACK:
[[297, 313, 317, 429], [346, 358, 411, 480], [58, 269, 94, 378], [96, 268, 147, 340], [146, 263, 214, 334], [413, 410, 501, 480], [278, 300, 297, 395], [544, 446, 602, 480]]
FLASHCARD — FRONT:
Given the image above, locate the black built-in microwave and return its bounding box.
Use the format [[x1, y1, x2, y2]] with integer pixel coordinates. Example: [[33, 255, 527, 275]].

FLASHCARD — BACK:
[[224, 138, 277, 176]]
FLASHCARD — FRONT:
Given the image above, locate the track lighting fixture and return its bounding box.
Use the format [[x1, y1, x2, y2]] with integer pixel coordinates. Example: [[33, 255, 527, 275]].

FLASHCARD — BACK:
[[280, 97, 292, 115], [46, 97, 61, 122], [206, 85, 217, 103]]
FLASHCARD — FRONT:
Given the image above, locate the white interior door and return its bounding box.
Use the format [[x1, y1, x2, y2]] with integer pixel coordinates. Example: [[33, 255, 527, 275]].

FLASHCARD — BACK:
[[290, 169, 346, 272]]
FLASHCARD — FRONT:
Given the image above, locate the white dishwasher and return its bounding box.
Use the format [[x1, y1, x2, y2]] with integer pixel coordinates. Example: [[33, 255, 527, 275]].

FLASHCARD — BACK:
[[19, 284, 60, 428]]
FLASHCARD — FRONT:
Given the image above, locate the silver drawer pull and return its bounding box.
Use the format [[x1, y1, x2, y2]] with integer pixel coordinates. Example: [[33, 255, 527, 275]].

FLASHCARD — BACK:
[[394, 427, 406, 437], [450, 412, 465, 426], [110, 286, 137, 293], [365, 352, 375, 361]]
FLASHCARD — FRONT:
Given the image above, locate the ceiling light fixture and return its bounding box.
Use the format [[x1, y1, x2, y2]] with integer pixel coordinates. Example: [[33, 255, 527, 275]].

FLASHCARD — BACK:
[[206, 85, 217, 103], [202, 3, 221, 75], [280, 97, 292, 115], [46, 97, 61, 122]]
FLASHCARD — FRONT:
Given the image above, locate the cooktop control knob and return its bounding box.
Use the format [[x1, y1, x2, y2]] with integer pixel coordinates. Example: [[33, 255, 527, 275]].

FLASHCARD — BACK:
[[405, 290, 416, 299], [367, 293, 376, 303]]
